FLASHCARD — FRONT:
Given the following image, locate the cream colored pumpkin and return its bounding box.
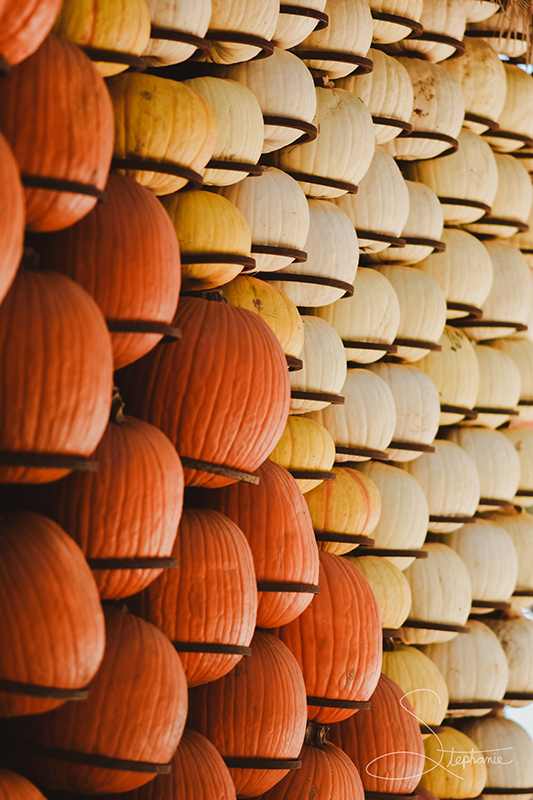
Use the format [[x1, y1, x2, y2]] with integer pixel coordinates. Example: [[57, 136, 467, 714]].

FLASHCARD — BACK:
[[313, 267, 400, 363], [381, 643, 449, 726], [464, 0, 499, 23], [461, 715, 533, 794], [268, 415, 336, 493], [366, 181, 444, 266], [218, 167, 310, 273], [272, 0, 328, 50], [335, 49, 414, 144], [383, 58, 465, 161], [334, 147, 410, 254], [142, 0, 212, 67], [400, 439, 480, 533], [305, 466, 381, 555], [489, 339, 533, 424], [309, 369, 396, 462], [355, 460, 429, 569], [467, 11, 530, 58], [501, 427, 533, 508], [484, 64, 533, 152], [486, 614, 533, 705], [269, 199, 359, 306], [347, 556, 411, 628], [290, 316, 347, 413], [416, 327, 480, 425], [464, 154, 533, 239], [182, 77, 264, 186], [422, 620, 509, 716], [486, 511, 533, 612], [462, 344, 521, 429], [369, 0, 424, 44], [376, 266, 447, 362], [511, 200, 533, 255], [269, 86, 376, 199], [368, 363, 440, 462], [418, 727, 487, 797], [292, 0, 374, 80], [214, 47, 317, 154], [403, 129, 499, 225], [389, 0, 467, 63], [446, 427, 521, 511], [414, 229, 493, 320], [205, 0, 279, 64]]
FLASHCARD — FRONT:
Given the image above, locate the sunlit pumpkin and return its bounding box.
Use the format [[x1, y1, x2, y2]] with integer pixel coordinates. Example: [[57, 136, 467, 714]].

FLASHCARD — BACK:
[[348, 555, 411, 629], [418, 727, 487, 798], [268, 415, 336, 493], [0, 0, 62, 65], [381, 642, 449, 726]]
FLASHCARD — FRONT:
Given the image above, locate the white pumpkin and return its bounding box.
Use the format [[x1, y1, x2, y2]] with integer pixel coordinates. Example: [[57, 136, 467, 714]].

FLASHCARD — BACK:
[[401, 542, 473, 645], [400, 439, 480, 533], [389, 0, 467, 63], [464, 0, 499, 23], [369, 0, 424, 44], [218, 167, 310, 272], [205, 0, 279, 64], [269, 86, 376, 199], [272, 0, 328, 50], [490, 339, 533, 425], [313, 267, 401, 363], [214, 47, 318, 154], [335, 49, 414, 144], [142, 0, 212, 66], [511, 199, 533, 255], [484, 64, 533, 152], [464, 154, 533, 239], [383, 58, 465, 162], [290, 316, 347, 414], [467, 11, 530, 58], [486, 614, 533, 706], [486, 510, 533, 613], [461, 715, 533, 793], [462, 345, 521, 429], [368, 362, 440, 462], [268, 198, 359, 306], [355, 460, 429, 569], [334, 146, 410, 255], [501, 426, 533, 508], [403, 129, 499, 225]]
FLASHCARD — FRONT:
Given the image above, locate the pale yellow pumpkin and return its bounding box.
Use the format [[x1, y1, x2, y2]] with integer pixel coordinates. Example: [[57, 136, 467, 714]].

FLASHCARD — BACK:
[[484, 64, 533, 151], [464, 154, 533, 239], [348, 556, 411, 628], [511, 200, 533, 254], [160, 190, 251, 291], [369, 0, 424, 44], [142, 0, 212, 67], [272, 0, 328, 50], [461, 715, 533, 795], [268, 415, 336, 493], [464, 0, 499, 23], [418, 727, 487, 797], [290, 316, 347, 414], [389, 0, 467, 63], [462, 344, 521, 429], [381, 643, 449, 726], [205, 0, 279, 64], [467, 11, 530, 58], [501, 427, 533, 508], [489, 338, 533, 424], [486, 614, 533, 705], [486, 510, 533, 611]]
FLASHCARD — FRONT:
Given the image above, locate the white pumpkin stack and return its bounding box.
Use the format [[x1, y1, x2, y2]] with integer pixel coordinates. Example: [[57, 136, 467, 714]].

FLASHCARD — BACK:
[[289, 316, 347, 413]]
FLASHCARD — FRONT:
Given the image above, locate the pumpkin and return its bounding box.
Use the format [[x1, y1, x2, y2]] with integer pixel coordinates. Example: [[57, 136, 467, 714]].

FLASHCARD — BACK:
[[269, 86, 375, 199], [414, 229, 493, 320], [486, 614, 533, 705], [464, 0, 499, 22], [422, 620, 509, 714], [462, 345, 521, 429], [197, 460, 320, 628], [0, 266, 113, 484], [383, 58, 465, 161], [116, 297, 290, 488], [107, 72, 217, 196], [348, 555, 411, 628], [467, 11, 530, 58], [52, 0, 151, 77], [0, 0, 61, 65], [501, 426, 533, 507], [289, 316, 347, 414], [272, 0, 328, 50], [381, 642, 449, 726], [403, 129, 499, 225], [416, 326, 480, 426], [368, 362, 440, 461], [335, 49, 414, 144], [161, 190, 252, 292], [277, 551, 382, 723], [401, 542, 473, 645], [33, 173, 181, 370], [204, 0, 279, 65], [0, 34, 113, 232], [142, 0, 212, 67], [355, 461, 429, 569], [305, 466, 382, 555], [400, 440, 480, 533], [131, 508, 257, 687], [292, 0, 373, 80], [418, 727, 487, 798], [268, 198, 358, 307], [310, 369, 396, 462], [464, 154, 533, 239], [390, 0, 467, 62], [15, 606, 187, 793], [485, 510, 533, 609], [188, 631, 307, 797], [0, 133, 24, 306], [511, 199, 533, 255], [0, 770, 46, 800], [328, 674, 425, 793], [182, 77, 264, 186], [369, 0, 424, 43], [313, 267, 400, 363], [461, 715, 533, 795], [334, 146, 410, 254], [268, 415, 336, 493], [214, 47, 317, 154], [218, 167, 310, 273], [484, 64, 533, 151], [489, 338, 533, 424], [0, 512, 105, 717]]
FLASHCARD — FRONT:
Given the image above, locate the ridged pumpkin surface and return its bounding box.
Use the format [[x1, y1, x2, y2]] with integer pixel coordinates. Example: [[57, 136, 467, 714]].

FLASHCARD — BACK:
[[461, 716, 533, 794], [268, 415, 336, 494], [348, 556, 411, 629], [0, 132, 24, 306], [0, 769, 46, 800], [35, 174, 181, 369], [289, 316, 347, 414], [485, 615, 533, 701], [17, 607, 188, 793], [142, 0, 212, 67], [381, 643, 449, 726], [418, 727, 487, 798], [0, 34, 114, 232], [273, 0, 327, 49], [0, 0, 62, 65], [198, 460, 320, 628], [205, 0, 280, 65], [132, 507, 257, 686], [369, 0, 424, 43], [277, 551, 382, 724], [188, 630, 308, 798], [0, 512, 105, 717], [116, 297, 290, 488]]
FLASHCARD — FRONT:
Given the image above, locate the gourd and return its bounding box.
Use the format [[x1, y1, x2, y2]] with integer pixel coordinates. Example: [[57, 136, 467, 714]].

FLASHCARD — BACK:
[[389, 0, 467, 62], [0, 0, 62, 65], [462, 344, 521, 429], [369, 0, 424, 44], [272, 0, 328, 50], [486, 614, 533, 705], [268, 415, 336, 494], [204, 0, 279, 65], [418, 727, 487, 798], [484, 64, 533, 151], [486, 510, 533, 611], [464, 154, 533, 239], [289, 316, 347, 414], [489, 338, 533, 424], [461, 715, 533, 795], [348, 555, 411, 628], [381, 642, 449, 726], [142, 0, 212, 67], [501, 426, 533, 507]]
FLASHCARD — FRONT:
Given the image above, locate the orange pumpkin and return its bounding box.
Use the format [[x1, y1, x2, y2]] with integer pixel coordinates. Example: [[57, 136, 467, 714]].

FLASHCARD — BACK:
[[188, 630, 307, 798], [0, 769, 46, 800], [15, 606, 188, 794], [277, 551, 382, 724], [131, 507, 257, 687], [0, 133, 24, 305], [328, 673, 426, 794], [0, 512, 105, 718], [0, 0, 61, 65], [0, 34, 113, 231], [33, 174, 181, 369], [116, 297, 290, 488], [195, 460, 320, 628]]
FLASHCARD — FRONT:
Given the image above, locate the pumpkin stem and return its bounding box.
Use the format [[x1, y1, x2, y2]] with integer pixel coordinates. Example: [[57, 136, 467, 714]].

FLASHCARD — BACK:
[[111, 387, 126, 424], [304, 721, 330, 748]]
